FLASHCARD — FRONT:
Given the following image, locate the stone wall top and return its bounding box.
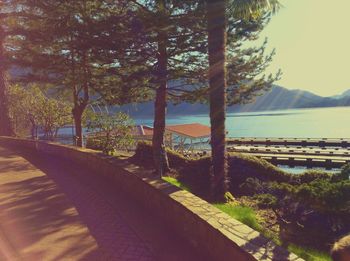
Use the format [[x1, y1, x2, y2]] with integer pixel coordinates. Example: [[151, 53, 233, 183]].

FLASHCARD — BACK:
[[0, 136, 303, 261]]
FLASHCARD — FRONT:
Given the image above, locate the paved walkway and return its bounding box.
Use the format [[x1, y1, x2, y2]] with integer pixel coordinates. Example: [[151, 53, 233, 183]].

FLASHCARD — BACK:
[[0, 145, 206, 261]]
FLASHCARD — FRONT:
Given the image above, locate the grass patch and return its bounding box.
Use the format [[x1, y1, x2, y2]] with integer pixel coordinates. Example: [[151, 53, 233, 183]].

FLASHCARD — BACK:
[[288, 244, 331, 261], [162, 176, 190, 191], [213, 204, 261, 231], [161, 175, 332, 261], [214, 204, 331, 261]]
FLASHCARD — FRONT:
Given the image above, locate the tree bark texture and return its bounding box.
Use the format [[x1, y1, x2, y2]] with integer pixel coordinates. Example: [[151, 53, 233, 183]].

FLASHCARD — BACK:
[[152, 0, 170, 176], [207, 0, 229, 201]]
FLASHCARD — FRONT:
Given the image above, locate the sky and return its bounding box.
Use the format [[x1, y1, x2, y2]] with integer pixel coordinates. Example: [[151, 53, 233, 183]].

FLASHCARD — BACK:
[[257, 0, 350, 97]]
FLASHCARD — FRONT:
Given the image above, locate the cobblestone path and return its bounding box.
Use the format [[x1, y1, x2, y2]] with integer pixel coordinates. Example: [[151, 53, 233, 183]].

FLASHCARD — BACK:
[[0, 145, 205, 261]]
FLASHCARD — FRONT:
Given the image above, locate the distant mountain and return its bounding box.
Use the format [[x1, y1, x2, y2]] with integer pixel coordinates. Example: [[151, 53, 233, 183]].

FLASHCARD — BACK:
[[9, 66, 350, 116], [233, 86, 325, 112], [332, 89, 350, 99], [115, 85, 350, 117]]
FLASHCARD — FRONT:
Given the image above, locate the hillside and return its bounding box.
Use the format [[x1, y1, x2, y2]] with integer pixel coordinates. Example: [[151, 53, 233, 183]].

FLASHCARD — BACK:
[[332, 89, 350, 99], [9, 66, 350, 116], [116, 86, 350, 116]]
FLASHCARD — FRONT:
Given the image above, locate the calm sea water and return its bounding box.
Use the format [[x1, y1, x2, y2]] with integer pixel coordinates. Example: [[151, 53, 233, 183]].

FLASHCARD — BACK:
[[58, 106, 350, 173], [135, 106, 350, 139]]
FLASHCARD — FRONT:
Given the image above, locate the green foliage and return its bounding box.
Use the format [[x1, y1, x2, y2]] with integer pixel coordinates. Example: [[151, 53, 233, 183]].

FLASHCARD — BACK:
[[132, 142, 290, 199], [162, 176, 190, 191], [227, 152, 292, 193], [214, 204, 261, 231], [86, 112, 134, 154], [295, 179, 350, 213], [133, 142, 349, 251], [264, 178, 350, 250], [287, 244, 331, 261], [6, 0, 146, 145], [7, 84, 34, 136], [340, 163, 350, 180], [296, 170, 334, 183], [224, 192, 236, 203], [8, 84, 71, 139], [254, 193, 278, 208]]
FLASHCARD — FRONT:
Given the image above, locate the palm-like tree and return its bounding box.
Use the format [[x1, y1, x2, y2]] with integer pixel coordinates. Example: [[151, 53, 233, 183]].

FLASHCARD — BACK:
[[206, 0, 279, 202]]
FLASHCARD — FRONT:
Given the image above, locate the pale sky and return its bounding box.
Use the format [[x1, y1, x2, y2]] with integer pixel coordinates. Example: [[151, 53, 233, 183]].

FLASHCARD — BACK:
[[258, 0, 350, 97]]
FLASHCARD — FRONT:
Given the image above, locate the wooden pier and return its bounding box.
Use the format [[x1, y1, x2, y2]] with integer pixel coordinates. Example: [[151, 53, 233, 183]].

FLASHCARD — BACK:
[[227, 137, 350, 169], [227, 137, 350, 148]]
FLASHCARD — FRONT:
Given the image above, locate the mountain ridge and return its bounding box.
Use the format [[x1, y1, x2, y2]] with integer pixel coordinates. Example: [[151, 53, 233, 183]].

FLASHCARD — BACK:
[[116, 85, 350, 117]]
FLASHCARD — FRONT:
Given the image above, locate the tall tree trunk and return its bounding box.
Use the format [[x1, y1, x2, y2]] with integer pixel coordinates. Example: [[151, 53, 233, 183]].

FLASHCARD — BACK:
[[72, 105, 84, 147], [0, 26, 13, 136], [153, 79, 170, 176], [207, 0, 229, 202], [152, 0, 170, 176]]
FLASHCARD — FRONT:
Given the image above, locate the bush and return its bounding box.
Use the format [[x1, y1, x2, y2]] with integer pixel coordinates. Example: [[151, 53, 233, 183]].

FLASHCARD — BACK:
[[132, 141, 155, 168], [269, 178, 350, 250], [227, 153, 292, 194], [86, 112, 134, 154], [340, 163, 350, 180], [296, 170, 333, 183], [295, 179, 350, 213], [132, 142, 350, 250], [85, 136, 108, 151], [254, 193, 278, 208], [132, 142, 293, 198]]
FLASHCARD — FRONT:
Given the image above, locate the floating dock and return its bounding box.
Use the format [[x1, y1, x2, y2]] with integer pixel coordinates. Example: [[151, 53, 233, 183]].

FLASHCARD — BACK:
[[227, 137, 350, 148], [227, 137, 350, 169]]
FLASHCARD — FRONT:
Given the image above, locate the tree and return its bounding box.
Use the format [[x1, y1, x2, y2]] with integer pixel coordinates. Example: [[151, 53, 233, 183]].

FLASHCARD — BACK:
[[40, 97, 71, 141], [86, 112, 134, 154], [206, 0, 228, 201], [8, 84, 71, 139], [7, 84, 41, 137], [0, 2, 14, 136], [108, 0, 207, 176], [7, 0, 131, 147], [206, 0, 280, 201], [117, 1, 279, 178]]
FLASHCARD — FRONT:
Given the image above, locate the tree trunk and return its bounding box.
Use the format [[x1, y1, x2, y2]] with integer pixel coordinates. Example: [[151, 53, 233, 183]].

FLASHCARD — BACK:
[[72, 106, 84, 147], [30, 122, 36, 139], [207, 0, 229, 202], [153, 82, 170, 176], [0, 27, 13, 136], [152, 0, 170, 176]]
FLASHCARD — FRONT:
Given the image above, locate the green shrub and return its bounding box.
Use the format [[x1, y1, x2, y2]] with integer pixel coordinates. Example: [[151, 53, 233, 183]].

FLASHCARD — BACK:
[[133, 142, 350, 251], [227, 153, 292, 194], [132, 142, 211, 198], [295, 179, 350, 213], [287, 244, 331, 261], [132, 141, 192, 168], [86, 112, 134, 154], [86, 136, 108, 151], [340, 163, 350, 180], [296, 170, 333, 183], [270, 178, 350, 250], [132, 142, 295, 197], [132, 141, 155, 168], [254, 193, 278, 208]]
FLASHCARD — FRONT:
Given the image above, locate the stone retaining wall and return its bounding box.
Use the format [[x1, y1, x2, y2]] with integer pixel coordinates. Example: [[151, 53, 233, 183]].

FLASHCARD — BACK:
[[0, 137, 302, 261]]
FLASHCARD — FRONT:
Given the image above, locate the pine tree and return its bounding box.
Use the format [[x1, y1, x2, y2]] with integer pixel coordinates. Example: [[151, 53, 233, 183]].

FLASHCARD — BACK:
[[0, 2, 14, 136], [7, 0, 133, 146], [205, 0, 280, 201], [108, 0, 207, 176], [117, 1, 279, 179], [206, 0, 228, 202]]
